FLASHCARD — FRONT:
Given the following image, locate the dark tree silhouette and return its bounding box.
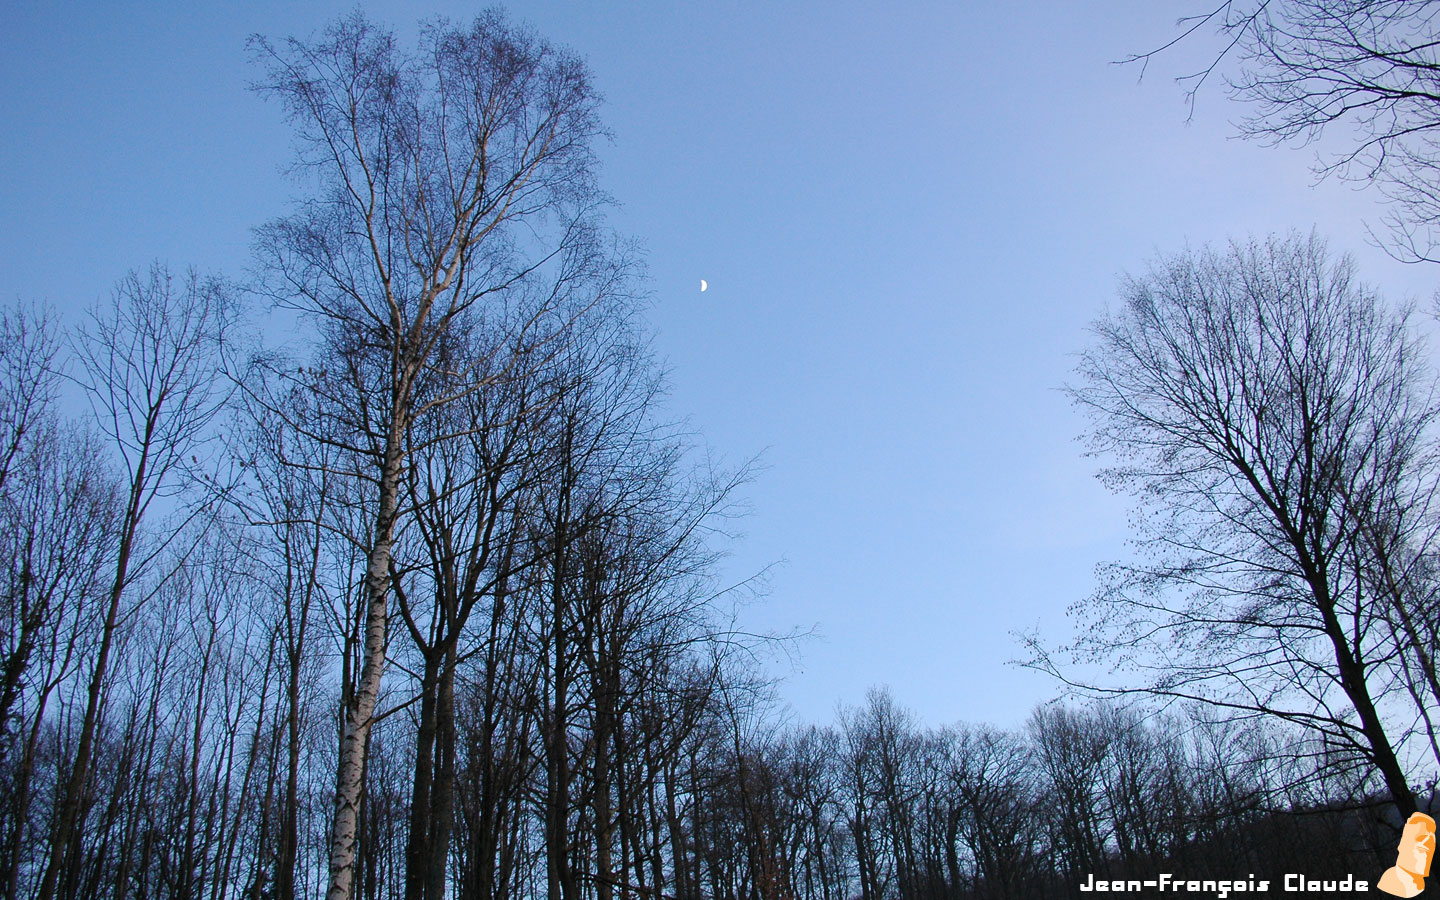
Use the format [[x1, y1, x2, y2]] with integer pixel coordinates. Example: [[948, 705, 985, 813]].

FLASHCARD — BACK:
[[1036, 232, 1436, 817]]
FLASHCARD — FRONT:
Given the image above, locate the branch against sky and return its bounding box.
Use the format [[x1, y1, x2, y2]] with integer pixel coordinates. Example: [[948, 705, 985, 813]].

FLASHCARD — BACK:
[[38, 264, 236, 900], [1128, 1, 1440, 261], [246, 12, 621, 900], [1026, 232, 1439, 816]]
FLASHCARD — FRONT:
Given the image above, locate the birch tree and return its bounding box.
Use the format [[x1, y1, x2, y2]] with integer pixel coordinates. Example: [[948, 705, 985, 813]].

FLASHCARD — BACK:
[[249, 12, 609, 899]]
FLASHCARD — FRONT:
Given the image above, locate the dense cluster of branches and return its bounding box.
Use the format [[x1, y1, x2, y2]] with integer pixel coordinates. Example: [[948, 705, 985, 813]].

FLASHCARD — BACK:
[[1134, 0, 1440, 259], [0, 11, 774, 900], [697, 689, 1408, 900], [1028, 232, 1440, 828], [6, 9, 1437, 900], [0, 495, 1403, 900]]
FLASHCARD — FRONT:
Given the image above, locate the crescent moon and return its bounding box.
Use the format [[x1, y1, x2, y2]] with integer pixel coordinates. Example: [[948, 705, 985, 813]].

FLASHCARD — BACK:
[[700, 279, 708, 292]]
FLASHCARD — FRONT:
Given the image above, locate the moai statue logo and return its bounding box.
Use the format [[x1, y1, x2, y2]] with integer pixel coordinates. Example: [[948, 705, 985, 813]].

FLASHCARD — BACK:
[[1379, 812, 1436, 898]]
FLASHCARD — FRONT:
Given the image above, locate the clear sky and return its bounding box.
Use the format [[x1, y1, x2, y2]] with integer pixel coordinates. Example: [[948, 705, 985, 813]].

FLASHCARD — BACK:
[[4, 1, 1436, 732]]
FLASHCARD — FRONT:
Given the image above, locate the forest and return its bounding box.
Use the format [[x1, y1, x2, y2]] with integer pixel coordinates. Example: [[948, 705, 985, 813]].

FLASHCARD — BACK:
[[6, 4, 1440, 900]]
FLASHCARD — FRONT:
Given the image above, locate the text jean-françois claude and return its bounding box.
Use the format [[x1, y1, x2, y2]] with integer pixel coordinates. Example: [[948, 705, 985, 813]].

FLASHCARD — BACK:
[[1080, 873, 1370, 896]]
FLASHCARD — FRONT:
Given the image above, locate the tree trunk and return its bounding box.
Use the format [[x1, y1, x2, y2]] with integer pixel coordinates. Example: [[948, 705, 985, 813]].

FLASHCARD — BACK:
[[426, 646, 457, 900], [546, 538, 577, 900], [37, 481, 142, 900], [326, 432, 404, 900], [404, 653, 439, 900], [1314, 575, 1417, 815], [278, 641, 304, 900]]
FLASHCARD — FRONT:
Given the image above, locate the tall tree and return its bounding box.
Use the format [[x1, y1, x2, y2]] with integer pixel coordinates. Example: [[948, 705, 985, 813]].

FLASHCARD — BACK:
[[1040, 232, 1434, 816], [248, 12, 611, 900], [39, 265, 233, 900], [0, 308, 118, 900], [391, 329, 542, 900]]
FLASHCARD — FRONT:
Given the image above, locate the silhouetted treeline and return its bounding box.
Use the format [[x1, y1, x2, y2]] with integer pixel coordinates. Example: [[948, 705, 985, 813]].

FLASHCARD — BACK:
[[0, 287, 1418, 900], [696, 689, 1417, 900], [0, 146, 1424, 900], [3, 10, 1434, 900]]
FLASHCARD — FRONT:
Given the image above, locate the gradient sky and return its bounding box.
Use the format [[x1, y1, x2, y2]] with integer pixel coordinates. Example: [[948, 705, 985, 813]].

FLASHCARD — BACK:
[[4, 1, 1437, 732]]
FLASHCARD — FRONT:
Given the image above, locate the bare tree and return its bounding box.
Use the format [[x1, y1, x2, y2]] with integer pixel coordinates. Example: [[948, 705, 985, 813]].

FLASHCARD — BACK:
[[233, 378, 347, 900], [0, 308, 83, 766], [248, 11, 613, 900], [948, 725, 1041, 900], [389, 329, 543, 900], [38, 265, 233, 900], [1028, 706, 1112, 889], [1131, 1, 1440, 259], [0, 309, 118, 900], [1033, 232, 1436, 817]]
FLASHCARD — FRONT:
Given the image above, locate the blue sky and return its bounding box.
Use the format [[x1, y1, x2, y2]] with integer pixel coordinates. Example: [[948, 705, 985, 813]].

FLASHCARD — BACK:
[[4, 1, 1436, 731]]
